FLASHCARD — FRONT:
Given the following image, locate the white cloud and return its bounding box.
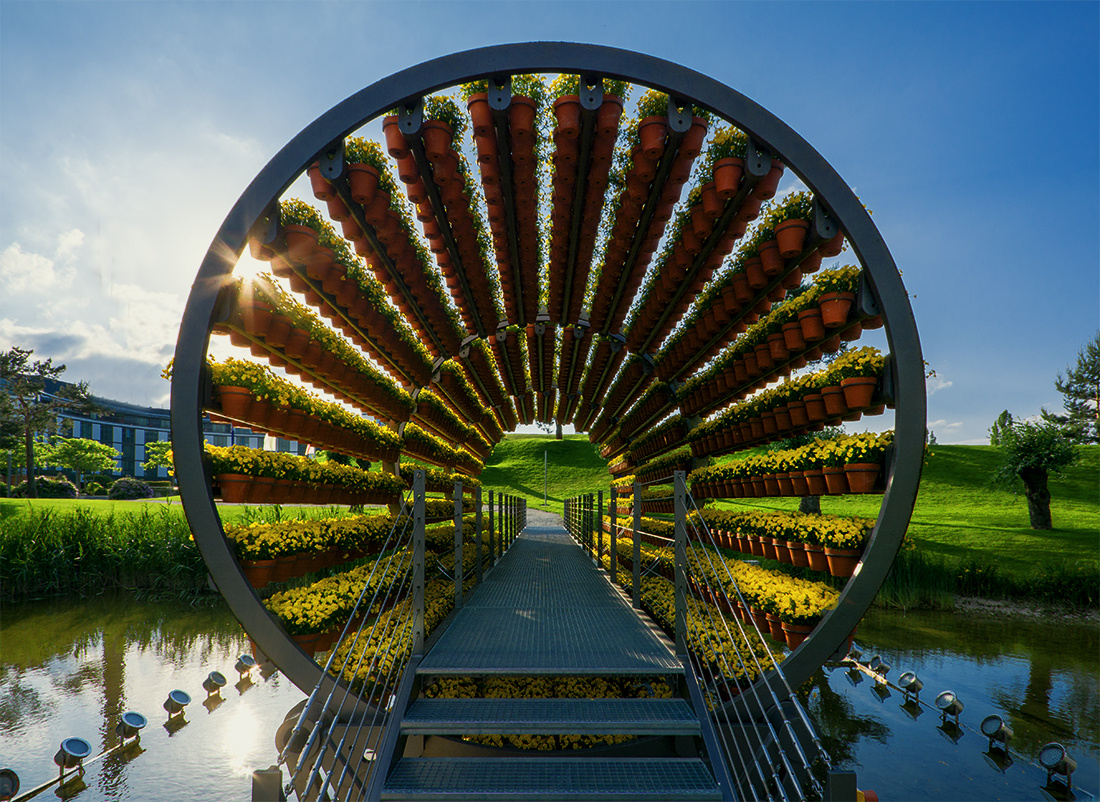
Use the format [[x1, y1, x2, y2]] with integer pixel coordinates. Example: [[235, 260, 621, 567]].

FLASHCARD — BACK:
[[927, 376, 953, 394], [928, 419, 963, 431], [0, 228, 84, 294]]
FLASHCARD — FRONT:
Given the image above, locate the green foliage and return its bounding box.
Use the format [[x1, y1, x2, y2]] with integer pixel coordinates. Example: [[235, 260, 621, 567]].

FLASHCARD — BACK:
[[142, 440, 173, 471], [38, 437, 120, 486], [989, 409, 1012, 445], [990, 417, 1080, 486], [1041, 331, 1099, 443], [423, 95, 467, 139], [11, 476, 77, 499]]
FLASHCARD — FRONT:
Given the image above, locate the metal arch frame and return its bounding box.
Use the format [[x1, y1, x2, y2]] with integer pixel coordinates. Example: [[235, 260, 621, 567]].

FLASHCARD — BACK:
[[171, 41, 925, 695]]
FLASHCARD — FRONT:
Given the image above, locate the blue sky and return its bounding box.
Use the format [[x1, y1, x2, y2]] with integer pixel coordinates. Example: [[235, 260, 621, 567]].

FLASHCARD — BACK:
[[1, 1, 1097, 445]]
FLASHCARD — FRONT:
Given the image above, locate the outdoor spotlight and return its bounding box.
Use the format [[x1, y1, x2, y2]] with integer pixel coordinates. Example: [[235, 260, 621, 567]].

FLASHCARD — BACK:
[[114, 711, 147, 742], [983, 747, 1014, 774], [848, 647, 863, 663], [163, 689, 191, 718], [53, 737, 92, 776], [871, 682, 891, 702], [934, 690, 964, 722], [980, 714, 1012, 750], [1038, 742, 1076, 790], [202, 670, 228, 696], [900, 699, 924, 721], [0, 768, 20, 801], [846, 667, 864, 687], [897, 672, 923, 701], [868, 655, 891, 676], [235, 654, 257, 678]]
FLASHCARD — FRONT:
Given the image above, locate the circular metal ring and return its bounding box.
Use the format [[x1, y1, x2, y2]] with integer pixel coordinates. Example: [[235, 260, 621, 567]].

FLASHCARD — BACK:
[[172, 41, 924, 695]]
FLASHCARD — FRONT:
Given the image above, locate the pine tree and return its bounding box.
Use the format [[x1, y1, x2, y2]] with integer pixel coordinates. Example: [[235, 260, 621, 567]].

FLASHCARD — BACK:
[[1041, 332, 1099, 443]]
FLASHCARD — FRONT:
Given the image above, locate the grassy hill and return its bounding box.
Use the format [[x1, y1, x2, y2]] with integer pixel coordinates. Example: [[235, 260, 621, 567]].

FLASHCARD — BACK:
[[480, 434, 609, 512]]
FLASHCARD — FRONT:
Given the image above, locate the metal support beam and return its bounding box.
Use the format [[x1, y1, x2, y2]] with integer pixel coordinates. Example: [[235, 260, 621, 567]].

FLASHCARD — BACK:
[[632, 481, 642, 609], [412, 470, 425, 656], [673, 470, 687, 655], [453, 479, 463, 609]]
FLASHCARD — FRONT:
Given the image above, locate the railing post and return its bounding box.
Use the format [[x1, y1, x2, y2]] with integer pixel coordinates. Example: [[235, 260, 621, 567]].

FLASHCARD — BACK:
[[475, 485, 483, 583], [632, 480, 641, 610], [609, 493, 617, 581], [596, 490, 603, 567], [487, 489, 495, 567], [413, 470, 425, 656], [454, 479, 464, 610], [674, 470, 687, 655]]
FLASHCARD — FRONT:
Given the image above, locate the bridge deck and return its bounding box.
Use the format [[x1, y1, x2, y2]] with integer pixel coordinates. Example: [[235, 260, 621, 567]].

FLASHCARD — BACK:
[[417, 512, 682, 676]]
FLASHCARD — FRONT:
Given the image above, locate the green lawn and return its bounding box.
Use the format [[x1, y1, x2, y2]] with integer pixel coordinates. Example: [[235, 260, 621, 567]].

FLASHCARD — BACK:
[[711, 444, 1099, 577], [480, 434, 610, 511], [0, 497, 356, 525]]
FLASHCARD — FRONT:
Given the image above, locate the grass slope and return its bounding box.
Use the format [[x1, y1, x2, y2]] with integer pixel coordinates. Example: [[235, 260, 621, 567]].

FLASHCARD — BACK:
[[480, 434, 609, 511]]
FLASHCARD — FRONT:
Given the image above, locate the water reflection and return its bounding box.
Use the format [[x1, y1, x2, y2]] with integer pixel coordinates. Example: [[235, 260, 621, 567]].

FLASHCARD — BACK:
[[809, 607, 1099, 801], [0, 595, 304, 800]]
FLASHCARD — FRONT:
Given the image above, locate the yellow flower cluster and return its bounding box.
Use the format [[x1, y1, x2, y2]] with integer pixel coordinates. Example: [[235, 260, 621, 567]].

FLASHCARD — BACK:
[[205, 443, 405, 494], [225, 513, 394, 560], [688, 430, 893, 479]]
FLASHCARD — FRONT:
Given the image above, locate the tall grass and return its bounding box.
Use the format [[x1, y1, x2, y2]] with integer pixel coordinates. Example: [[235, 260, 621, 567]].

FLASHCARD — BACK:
[[1, 506, 208, 599]]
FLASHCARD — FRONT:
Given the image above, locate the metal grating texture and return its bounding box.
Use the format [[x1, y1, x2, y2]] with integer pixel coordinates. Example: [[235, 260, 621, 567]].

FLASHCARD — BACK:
[[401, 697, 700, 735], [417, 521, 681, 676], [381, 757, 722, 801]]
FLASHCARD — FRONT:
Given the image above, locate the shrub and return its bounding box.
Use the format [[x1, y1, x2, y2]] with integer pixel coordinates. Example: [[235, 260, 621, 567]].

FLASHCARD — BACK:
[[12, 477, 79, 498], [84, 482, 107, 496], [108, 477, 154, 500]]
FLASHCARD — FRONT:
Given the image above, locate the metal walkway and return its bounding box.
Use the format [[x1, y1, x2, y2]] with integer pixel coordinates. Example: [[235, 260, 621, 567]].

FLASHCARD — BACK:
[[383, 513, 724, 801], [417, 517, 682, 676]]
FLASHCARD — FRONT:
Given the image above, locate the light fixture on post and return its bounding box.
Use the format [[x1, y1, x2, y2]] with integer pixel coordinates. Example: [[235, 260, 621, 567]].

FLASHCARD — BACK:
[[202, 670, 228, 697], [980, 714, 1012, 751], [163, 689, 191, 720], [115, 711, 147, 744], [934, 690, 964, 724], [845, 667, 864, 687], [0, 768, 20, 801], [53, 737, 92, 780], [897, 672, 923, 702], [868, 655, 891, 677], [235, 655, 257, 678], [1038, 742, 1076, 792]]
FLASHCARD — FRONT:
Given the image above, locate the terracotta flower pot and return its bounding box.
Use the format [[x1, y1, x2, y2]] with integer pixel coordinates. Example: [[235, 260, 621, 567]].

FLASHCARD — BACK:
[[758, 240, 783, 276], [553, 95, 581, 139], [805, 544, 829, 572], [217, 386, 252, 420], [765, 612, 785, 640], [798, 308, 826, 342], [509, 96, 538, 141], [787, 541, 810, 569], [825, 547, 862, 578], [841, 376, 878, 410], [823, 466, 849, 495], [845, 462, 881, 493], [307, 164, 335, 201], [804, 469, 828, 496], [775, 219, 811, 258], [714, 157, 744, 198], [752, 159, 785, 201], [822, 386, 848, 417], [466, 93, 492, 137], [782, 321, 806, 352], [819, 292, 856, 328], [782, 621, 814, 650], [240, 559, 276, 590], [420, 119, 453, 162], [347, 163, 380, 206], [638, 116, 667, 159], [744, 256, 768, 289]]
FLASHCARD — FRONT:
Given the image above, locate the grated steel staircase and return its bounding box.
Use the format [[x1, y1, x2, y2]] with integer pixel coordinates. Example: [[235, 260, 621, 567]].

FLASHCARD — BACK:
[[379, 520, 725, 801]]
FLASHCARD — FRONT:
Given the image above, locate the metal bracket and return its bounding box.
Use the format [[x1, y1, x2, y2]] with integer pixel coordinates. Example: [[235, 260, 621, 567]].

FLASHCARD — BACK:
[[667, 95, 693, 134], [397, 98, 424, 137], [856, 270, 881, 319], [745, 138, 772, 179], [488, 75, 511, 110], [573, 312, 591, 340], [317, 139, 346, 182], [639, 353, 656, 375], [579, 75, 603, 110], [813, 198, 840, 242], [881, 353, 897, 406], [609, 333, 626, 352]]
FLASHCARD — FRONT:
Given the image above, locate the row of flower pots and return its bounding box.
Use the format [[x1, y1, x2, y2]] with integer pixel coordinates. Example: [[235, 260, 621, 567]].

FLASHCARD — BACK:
[[525, 323, 557, 400], [628, 418, 686, 463], [214, 385, 400, 464], [223, 293, 418, 424], [215, 474, 398, 507], [585, 115, 704, 334], [239, 542, 382, 590], [709, 529, 862, 578], [464, 92, 542, 325], [690, 462, 883, 501], [546, 94, 623, 323], [379, 115, 501, 335], [687, 579, 816, 651], [254, 203, 436, 387]]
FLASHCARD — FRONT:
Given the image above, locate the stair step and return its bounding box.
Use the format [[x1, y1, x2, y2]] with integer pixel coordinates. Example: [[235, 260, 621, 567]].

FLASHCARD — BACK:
[[401, 697, 701, 735], [381, 757, 722, 801]]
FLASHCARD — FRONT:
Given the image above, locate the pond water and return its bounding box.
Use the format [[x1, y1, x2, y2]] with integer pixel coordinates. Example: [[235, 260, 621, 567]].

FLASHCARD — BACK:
[[0, 596, 1096, 801]]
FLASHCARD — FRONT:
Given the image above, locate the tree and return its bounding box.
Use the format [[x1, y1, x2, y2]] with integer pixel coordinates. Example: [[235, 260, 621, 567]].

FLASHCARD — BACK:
[[141, 440, 174, 472], [1041, 332, 1099, 443], [0, 347, 98, 498], [990, 417, 1080, 530], [40, 437, 120, 491], [989, 409, 1012, 445]]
